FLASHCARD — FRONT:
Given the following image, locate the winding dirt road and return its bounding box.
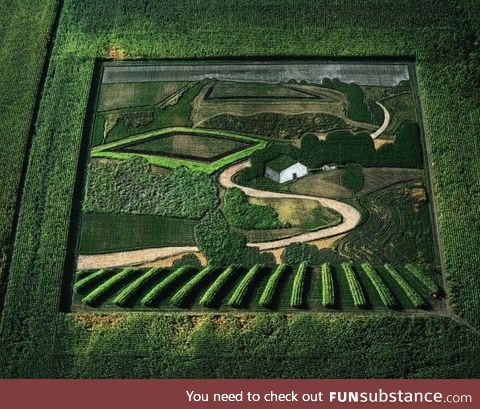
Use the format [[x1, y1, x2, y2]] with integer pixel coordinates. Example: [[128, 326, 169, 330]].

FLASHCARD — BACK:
[[220, 160, 361, 250], [370, 101, 390, 139], [78, 160, 361, 269]]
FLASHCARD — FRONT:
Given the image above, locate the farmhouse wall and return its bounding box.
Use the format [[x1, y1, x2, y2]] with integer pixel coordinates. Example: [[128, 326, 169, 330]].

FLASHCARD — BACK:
[[265, 167, 281, 183], [279, 163, 308, 183]]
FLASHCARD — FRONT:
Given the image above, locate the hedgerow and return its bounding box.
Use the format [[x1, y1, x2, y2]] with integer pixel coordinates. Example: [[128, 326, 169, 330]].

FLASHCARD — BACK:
[[384, 264, 425, 308], [199, 265, 236, 307], [172, 254, 202, 270], [404, 264, 440, 294], [342, 263, 366, 308], [82, 267, 135, 306], [376, 121, 423, 169], [321, 263, 334, 308], [223, 188, 285, 229], [290, 262, 308, 308], [112, 267, 160, 307], [281, 243, 321, 266], [321, 79, 372, 123], [228, 264, 262, 308], [361, 263, 396, 308], [259, 264, 286, 308], [194, 210, 274, 267], [141, 266, 190, 307]]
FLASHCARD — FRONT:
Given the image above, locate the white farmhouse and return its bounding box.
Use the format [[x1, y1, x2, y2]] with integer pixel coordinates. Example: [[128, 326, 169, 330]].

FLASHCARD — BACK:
[[265, 155, 308, 183]]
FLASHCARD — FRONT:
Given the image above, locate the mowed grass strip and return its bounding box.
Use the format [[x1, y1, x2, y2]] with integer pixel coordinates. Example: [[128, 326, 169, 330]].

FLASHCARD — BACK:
[[113, 267, 161, 307], [228, 264, 262, 308], [321, 263, 335, 308], [82, 267, 135, 306], [342, 263, 366, 308], [383, 264, 425, 308], [259, 264, 286, 308], [74, 269, 109, 293], [171, 265, 214, 307], [141, 266, 190, 307], [290, 262, 308, 308], [199, 266, 236, 307], [361, 263, 396, 308]]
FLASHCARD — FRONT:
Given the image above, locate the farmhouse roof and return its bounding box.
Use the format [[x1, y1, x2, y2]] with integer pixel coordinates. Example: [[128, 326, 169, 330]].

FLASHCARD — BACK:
[[266, 155, 300, 172]]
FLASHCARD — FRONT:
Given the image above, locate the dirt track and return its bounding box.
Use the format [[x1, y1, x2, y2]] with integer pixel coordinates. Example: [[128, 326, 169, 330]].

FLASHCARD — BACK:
[[219, 160, 361, 250], [78, 160, 361, 269], [370, 101, 390, 139]]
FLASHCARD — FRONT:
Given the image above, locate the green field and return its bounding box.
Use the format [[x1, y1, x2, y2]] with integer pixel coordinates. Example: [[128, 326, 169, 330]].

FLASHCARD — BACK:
[[0, 0, 479, 379], [0, 0, 58, 316], [97, 81, 190, 111], [207, 81, 318, 99], [78, 213, 197, 254]]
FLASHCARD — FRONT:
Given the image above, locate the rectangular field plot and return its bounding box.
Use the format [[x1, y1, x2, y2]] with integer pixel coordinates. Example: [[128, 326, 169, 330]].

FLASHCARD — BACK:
[[73, 60, 442, 313], [115, 132, 251, 161]]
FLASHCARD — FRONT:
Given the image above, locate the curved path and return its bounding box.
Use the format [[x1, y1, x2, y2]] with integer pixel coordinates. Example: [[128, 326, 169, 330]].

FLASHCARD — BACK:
[[220, 160, 361, 250], [77, 161, 361, 270], [370, 101, 390, 139]]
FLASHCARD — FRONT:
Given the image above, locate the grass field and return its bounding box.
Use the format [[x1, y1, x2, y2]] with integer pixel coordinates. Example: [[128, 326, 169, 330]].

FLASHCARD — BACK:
[[249, 197, 341, 230], [0, 0, 479, 379], [207, 81, 318, 99], [97, 81, 189, 111], [78, 213, 197, 254], [116, 132, 250, 160]]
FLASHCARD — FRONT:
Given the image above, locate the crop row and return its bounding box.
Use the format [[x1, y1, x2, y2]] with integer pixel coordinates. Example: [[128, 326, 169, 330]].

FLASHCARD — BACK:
[[404, 264, 440, 294], [321, 263, 335, 307], [74, 262, 437, 310], [171, 266, 214, 306], [384, 264, 425, 308], [199, 266, 236, 307], [361, 263, 396, 308], [290, 262, 308, 308], [342, 263, 366, 308], [228, 264, 262, 307], [259, 264, 286, 307], [141, 266, 190, 306], [82, 267, 135, 306], [113, 267, 161, 307]]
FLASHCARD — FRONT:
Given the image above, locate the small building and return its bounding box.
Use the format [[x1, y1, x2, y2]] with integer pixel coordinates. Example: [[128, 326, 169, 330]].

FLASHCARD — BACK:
[[321, 164, 338, 172], [265, 155, 308, 183]]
